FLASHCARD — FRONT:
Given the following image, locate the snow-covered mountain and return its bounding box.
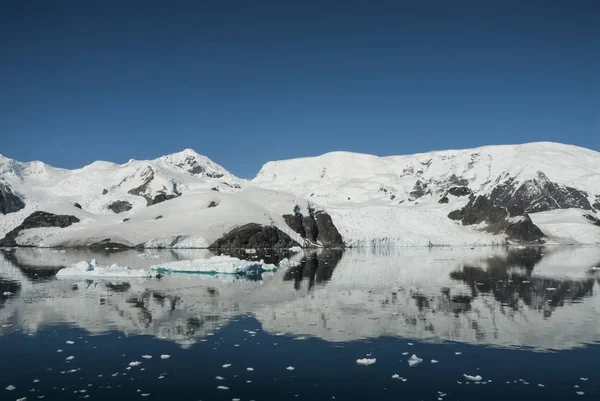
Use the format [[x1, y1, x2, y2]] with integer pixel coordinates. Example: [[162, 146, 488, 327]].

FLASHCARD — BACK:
[[1, 142, 599, 248]]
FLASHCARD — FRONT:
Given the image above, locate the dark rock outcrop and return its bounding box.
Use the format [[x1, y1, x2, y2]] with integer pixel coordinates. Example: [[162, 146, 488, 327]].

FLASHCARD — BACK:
[[584, 214, 600, 227], [0, 183, 25, 215], [283, 211, 344, 247], [314, 211, 344, 247], [73, 203, 82, 209], [438, 196, 449, 204], [448, 195, 545, 242], [593, 196, 600, 211], [207, 201, 219, 208], [210, 223, 300, 249], [102, 188, 108, 195], [107, 200, 133, 214], [446, 186, 472, 197], [0, 211, 80, 247], [491, 172, 591, 213], [147, 193, 178, 206]]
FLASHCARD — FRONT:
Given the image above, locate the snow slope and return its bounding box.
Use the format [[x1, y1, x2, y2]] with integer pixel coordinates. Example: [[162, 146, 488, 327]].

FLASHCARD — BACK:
[[1, 142, 599, 247]]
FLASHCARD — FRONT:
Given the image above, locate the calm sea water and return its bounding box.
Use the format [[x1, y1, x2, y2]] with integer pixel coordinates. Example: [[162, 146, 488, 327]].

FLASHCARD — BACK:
[[1, 246, 599, 401]]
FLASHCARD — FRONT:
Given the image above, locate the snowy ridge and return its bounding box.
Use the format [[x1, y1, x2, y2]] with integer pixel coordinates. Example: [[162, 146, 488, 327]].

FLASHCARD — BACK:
[[1, 142, 600, 247]]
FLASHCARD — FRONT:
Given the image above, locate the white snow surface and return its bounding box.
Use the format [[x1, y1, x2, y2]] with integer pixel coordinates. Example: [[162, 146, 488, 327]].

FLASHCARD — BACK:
[[2, 142, 600, 247], [150, 255, 276, 275], [56, 259, 151, 278]]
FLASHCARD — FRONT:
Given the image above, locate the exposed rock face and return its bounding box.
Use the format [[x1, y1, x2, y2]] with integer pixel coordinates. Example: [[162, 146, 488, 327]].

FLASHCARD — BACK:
[[147, 193, 178, 206], [593, 196, 600, 211], [314, 211, 345, 247], [283, 211, 344, 247], [448, 195, 545, 242], [207, 201, 219, 208], [446, 186, 472, 197], [584, 214, 600, 227], [107, 200, 133, 214], [73, 203, 82, 209], [0, 211, 80, 247], [491, 172, 591, 213], [0, 183, 25, 215], [210, 223, 300, 249], [102, 188, 108, 195], [438, 196, 449, 204]]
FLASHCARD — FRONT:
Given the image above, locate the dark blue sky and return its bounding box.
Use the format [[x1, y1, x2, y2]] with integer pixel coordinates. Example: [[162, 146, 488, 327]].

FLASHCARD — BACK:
[[2, 0, 599, 177]]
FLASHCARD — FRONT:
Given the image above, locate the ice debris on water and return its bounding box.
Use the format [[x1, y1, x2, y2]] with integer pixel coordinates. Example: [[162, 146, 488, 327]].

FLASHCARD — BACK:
[[576, 391, 585, 396], [580, 378, 588, 381], [129, 361, 142, 367], [455, 352, 462, 355], [6, 385, 16, 390], [286, 366, 295, 371], [215, 376, 225, 380], [223, 364, 232, 368], [464, 374, 483, 382], [160, 355, 170, 359], [431, 360, 439, 364], [65, 356, 74, 361], [217, 386, 229, 390], [141, 355, 152, 359], [408, 355, 423, 367], [246, 367, 254, 371], [66, 341, 74, 345], [356, 358, 376, 366]]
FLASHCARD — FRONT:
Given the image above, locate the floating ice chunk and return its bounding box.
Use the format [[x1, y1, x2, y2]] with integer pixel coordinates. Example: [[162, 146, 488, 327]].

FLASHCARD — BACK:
[[580, 378, 588, 381], [17, 397, 26, 401], [455, 352, 462, 355], [66, 341, 74, 345], [141, 355, 152, 359], [6, 385, 16, 390], [223, 364, 232, 368], [129, 361, 142, 367], [463, 374, 483, 382], [538, 384, 545, 387], [431, 360, 439, 364], [286, 366, 295, 371], [408, 342, 413, 346], [141, 394, 150, 397], [246, 367, 254, 371], [2, 292, 12, 295], [65, 356, 74, 361], [401, 352, 409, 356], [576, 391, 585, 395], [33, 380, 40, 383], [356, 358, 376, 366], [160, 355, 170, 360], [151, 256, 276, 275], [56, 259, 151, 278], [217, 386, 229, 390], [391, 374, 401, 379], [408, 355, 423, 367], [215, 376, 225, 380]]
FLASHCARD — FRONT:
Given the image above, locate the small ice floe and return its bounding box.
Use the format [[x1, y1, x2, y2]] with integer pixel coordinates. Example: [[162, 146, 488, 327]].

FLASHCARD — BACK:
[[246, 367, 254, 371], [356, 358, 376, 366], [546, 287, 557, 291], [2, 292, 12, 296], [574, 385, 580, 388], [391, 374, 406, 380], [431, 360, 439, 364], [580, 378, 588, 381], [538, 384, 545, 387], [129, 361, 142, 367], [286, 366, 295, 371], [17, 397, 26, 401], [463, 374, 483, 382], [141, 394, 150, 397], [408, 342, 413, 346], [217, 386, 229, 390], [215, 376, 225, 381], [576, 391, 585, 396], [151, 256, 276, 276], [56, 259, 151, 278], [6, 385, 16, 390], [141, 355, 152, 359], [401, 352, 409, 356], [160, 355, 170, 360], [33, 380, 40, 383], [66, 341, 74, 345], [455, 352, 462, 355], [244, 249, 257, 254], [223, 364, 232, 368], [408, 355, 423, 367], [65, 356, 75, 361]]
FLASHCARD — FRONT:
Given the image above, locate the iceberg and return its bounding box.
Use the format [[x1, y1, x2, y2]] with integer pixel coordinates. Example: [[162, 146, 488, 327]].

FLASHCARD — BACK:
[[150, 255, 276, 276], [56, 259, 151, 278]]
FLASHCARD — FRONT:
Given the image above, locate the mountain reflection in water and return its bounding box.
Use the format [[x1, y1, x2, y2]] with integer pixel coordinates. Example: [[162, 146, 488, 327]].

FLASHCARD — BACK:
[[1, 246, 599, 351]]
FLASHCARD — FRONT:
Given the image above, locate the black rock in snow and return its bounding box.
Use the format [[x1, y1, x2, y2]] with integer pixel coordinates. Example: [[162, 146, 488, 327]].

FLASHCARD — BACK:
[[490, 171, 592, 213], [446, 186, 472, 197], [283, 211, 344, 248], [73, 203, 82, 209], [583, 214, 600, 227], [283, 214, 305, 237], [107, 200, 133, 214], [0, 183, 25, 215], [209, 223, 300, 249], [448, 195, 545, 242], [438, 196, 449, 204], [0, 211, 80, 247], [147, 193, 178, 206]]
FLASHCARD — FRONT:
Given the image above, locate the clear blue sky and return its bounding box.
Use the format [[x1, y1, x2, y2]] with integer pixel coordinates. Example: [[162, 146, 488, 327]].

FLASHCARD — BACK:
[[1, 0, 598, 178]]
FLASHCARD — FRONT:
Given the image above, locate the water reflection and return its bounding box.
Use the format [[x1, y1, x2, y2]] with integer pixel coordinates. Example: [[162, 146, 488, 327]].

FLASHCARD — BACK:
[[0, 246, 599, 350]]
